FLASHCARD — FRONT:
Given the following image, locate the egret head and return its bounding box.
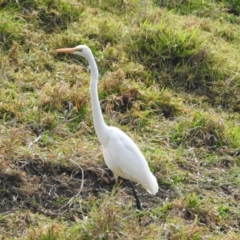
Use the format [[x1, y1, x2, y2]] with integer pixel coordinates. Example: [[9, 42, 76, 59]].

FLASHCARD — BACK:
[[56, 45, 92, 58]]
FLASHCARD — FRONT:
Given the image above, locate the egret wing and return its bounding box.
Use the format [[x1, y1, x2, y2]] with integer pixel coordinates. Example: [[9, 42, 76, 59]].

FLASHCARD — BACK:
[[102, 127, 157, 194]]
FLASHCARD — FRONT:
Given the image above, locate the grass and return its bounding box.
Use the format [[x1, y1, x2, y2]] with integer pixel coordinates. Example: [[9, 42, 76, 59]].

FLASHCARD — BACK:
[[0, 0, 240, 239]]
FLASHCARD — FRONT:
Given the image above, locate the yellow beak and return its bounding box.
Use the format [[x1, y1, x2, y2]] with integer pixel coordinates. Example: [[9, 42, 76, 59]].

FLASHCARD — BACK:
[[55, 47, 77, 53]]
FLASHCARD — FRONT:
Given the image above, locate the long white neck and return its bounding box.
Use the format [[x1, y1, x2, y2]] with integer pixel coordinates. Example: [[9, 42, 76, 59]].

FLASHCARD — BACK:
[[87, 52, 108, 145]]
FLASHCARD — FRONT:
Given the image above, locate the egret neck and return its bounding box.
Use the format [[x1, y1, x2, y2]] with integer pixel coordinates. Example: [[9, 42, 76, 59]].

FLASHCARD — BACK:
[[88, 51, 108, 146]]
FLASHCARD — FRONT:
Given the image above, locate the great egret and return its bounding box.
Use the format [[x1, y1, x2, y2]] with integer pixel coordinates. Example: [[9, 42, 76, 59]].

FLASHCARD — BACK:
[[56, 45, 158, 210]]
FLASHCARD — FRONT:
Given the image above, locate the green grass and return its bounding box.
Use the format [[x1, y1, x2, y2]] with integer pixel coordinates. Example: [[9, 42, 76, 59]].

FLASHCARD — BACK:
[[0, 0, 240, 239]]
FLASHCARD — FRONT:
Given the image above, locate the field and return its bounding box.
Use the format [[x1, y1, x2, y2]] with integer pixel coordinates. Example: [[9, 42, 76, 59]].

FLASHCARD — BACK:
[[0, 0, 240, 239]]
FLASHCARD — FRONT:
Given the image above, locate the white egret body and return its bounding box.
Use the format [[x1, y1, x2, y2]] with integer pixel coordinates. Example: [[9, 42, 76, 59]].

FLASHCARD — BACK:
[[56, 45, 158, 208]]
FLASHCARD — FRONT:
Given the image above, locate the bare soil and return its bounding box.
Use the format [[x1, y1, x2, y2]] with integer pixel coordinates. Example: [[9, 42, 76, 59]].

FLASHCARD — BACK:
[[0, 158, 172, 220]]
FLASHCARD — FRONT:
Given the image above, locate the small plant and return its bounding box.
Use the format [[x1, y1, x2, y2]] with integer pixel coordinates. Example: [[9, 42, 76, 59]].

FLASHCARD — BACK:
[[170, 111, 227, 148], [0, 9, 24, 49], [217, 204, 230, 218], [186, 192, 201, 210]]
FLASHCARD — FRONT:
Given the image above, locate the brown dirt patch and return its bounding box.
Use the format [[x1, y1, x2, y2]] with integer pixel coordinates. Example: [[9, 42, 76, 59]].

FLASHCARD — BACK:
[[0, 158, 172, 220]]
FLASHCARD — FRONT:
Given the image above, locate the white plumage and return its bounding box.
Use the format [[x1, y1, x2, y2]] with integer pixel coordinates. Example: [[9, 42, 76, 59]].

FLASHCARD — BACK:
[[102, 126, 158, 195], [56, 45, 158, 208]]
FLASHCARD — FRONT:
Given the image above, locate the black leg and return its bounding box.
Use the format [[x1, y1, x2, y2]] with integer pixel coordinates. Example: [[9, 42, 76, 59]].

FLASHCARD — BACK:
[[129, 180, 141, 210]]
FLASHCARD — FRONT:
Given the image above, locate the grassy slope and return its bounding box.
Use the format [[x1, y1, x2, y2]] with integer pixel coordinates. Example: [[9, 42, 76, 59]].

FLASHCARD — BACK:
[[0, 0, 240, 239]]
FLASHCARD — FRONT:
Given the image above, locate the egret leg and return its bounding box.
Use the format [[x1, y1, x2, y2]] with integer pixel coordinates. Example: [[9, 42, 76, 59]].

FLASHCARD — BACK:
[[114, 174, 119, 185], [129, 181, 141, 210]]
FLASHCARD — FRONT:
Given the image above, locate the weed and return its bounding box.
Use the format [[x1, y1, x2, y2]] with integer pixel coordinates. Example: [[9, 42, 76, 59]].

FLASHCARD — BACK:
[[0, 9, 24, 50]]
